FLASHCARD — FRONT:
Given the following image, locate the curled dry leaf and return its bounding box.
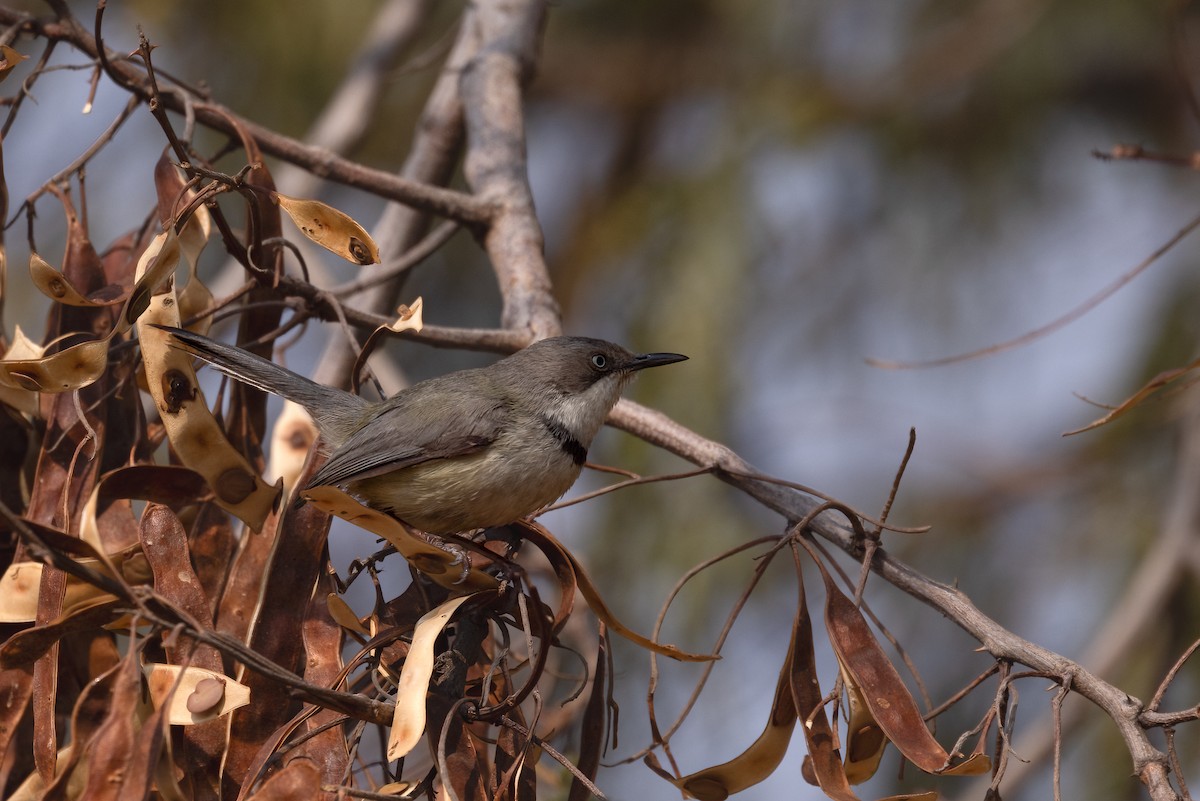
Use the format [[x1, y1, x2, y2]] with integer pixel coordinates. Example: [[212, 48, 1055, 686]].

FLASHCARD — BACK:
[[177, 199, 212, 272], [274, 192, 380, 265], [137, 268, 281, 530], [506, 520, 577, 635], [118, 545, 153, 587], [28, 252, 126, 307], [520, 521, 717, 663], [1064, 355, 1200, 436], [78, 464, 214, 554], [143, 664, 250, 724], [0, 598, 123, 668], [266, 401, 318, 499], [0, 562, 119, 624], [437, 708, 485, 801], [388, 297, 424, 332], [0, 326, 42, 415], [0, 327, 38, 359], [840, 663, 887, 784], [350, 297, 424, 390], [386, 593, 480, 761], [0, 336, 108, 393], [176, 273, 214, 335], [243, 758, 322, 801], [117, 229, 182, 335], [376, 782, 414, 795], [4, 746, 81, 801], [302, 485, 499, 592], [788, 562, 860, 801], [156, 153, 215, 334], [0, 562, 48, 623], [0, 229, 184, 396], [177, 201, 215, 334], [0, 44, 27, 82], [818, 561, 991, 778], [325, 592, 370, 637], [74, 635, 141, 796], [670, 562, 911, 801], [78, 478, 130, 557], [672, 631, 800, 801], [570, 627, 608, 800]]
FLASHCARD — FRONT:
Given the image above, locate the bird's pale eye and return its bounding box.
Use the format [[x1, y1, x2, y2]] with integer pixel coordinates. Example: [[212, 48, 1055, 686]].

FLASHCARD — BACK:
[[590, 353, 607, 370]]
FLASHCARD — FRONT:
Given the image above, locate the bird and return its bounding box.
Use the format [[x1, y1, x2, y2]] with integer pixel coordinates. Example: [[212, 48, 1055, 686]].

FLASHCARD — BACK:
[[158, 326, 687, 534]]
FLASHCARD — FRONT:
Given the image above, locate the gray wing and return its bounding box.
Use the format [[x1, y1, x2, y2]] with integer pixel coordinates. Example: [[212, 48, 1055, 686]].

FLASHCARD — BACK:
[[304, 377, 511, 489]]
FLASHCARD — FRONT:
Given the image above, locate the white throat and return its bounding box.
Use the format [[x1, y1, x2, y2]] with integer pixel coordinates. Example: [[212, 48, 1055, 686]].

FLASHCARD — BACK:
[[548, 375, 630, 446]]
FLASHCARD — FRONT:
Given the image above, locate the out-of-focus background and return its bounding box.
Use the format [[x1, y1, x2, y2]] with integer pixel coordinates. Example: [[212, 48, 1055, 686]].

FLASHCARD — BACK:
[[5, 0, 1199, 797]]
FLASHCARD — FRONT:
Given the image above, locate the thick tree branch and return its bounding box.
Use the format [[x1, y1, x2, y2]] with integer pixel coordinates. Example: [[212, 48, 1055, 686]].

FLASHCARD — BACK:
[[460, 0, 560, 339]]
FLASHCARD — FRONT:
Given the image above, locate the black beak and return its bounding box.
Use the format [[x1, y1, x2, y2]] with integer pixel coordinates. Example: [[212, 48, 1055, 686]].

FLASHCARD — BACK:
[[628, 352, 688, 371]]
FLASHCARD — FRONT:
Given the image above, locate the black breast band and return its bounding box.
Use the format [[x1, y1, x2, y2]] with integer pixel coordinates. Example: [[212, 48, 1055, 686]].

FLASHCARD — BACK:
[[539, 415, 587, 466]]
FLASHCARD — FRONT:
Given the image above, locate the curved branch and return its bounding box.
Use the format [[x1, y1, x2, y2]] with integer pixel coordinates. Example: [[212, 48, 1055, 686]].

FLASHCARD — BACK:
[[607, 399, 1179, 801]]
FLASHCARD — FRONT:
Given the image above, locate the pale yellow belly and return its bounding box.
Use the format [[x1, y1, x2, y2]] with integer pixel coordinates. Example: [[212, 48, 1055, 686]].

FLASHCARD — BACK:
[[348, 436, 582, 534]]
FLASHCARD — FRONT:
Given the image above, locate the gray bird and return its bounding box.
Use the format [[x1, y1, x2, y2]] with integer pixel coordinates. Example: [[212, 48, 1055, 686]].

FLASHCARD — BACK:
[[158, 327, 686, 534]]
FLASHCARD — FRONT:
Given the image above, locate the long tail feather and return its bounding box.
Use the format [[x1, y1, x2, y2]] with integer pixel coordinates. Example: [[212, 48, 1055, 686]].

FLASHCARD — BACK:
[[153, 325, 369, 442]]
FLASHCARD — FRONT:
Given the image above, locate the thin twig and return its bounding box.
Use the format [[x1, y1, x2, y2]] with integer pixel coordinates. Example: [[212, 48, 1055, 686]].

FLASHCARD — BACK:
[[496, 714, 608, 800], [1148, 637, 1200, 712], [544, 467, 714, 512], [924, 663, 1001, 721], [332, 219, 459, 297], [25, 94, 140, 206], [1052, 677, 1072, 801], [866, 211, 1200, 369], [627, 536, 779, 764], [853, 427, 917, 603]]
